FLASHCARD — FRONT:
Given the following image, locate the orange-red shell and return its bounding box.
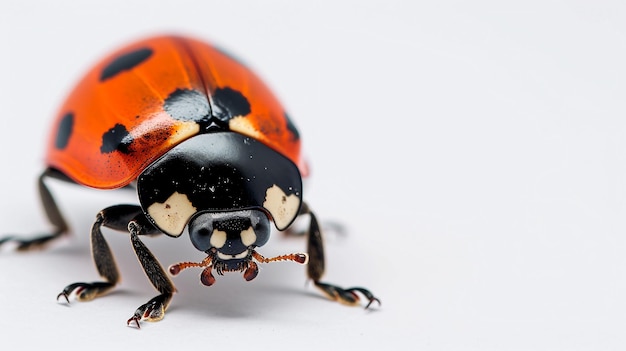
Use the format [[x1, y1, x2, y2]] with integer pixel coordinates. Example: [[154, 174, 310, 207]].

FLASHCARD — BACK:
[[45, 35, 304, 189]]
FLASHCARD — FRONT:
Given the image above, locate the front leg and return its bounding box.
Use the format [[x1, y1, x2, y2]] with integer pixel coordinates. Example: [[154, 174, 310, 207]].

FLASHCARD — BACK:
[[302, 203, 380, 309], [126, 217, 176, 328]]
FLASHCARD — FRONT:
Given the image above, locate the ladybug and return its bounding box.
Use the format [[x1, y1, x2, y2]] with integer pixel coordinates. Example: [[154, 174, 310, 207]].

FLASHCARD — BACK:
[[1, 35, 379, 327]]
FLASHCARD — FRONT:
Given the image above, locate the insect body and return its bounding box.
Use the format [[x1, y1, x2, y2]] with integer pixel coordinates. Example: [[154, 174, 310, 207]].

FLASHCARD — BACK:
[[2, 35, 379, 327]]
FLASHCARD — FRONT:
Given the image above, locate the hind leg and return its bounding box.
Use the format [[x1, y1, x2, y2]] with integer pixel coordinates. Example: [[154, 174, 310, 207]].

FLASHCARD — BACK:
[[0, 168, 69, 250]]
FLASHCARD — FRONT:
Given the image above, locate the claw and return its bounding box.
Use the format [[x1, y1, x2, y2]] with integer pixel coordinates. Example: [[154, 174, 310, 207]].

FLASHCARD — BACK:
[[56, 282, 86, 303], [126, 293, 172, 329], [57, 292, 70, 304], [127, 316, 142, 329], [56, 281, 114, 303], [347, 287, 381, 309], [314, 281, 380, 309]]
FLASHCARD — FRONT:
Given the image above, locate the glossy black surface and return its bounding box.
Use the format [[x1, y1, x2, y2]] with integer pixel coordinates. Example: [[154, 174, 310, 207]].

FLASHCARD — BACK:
[[137, 132, 302, 234], [163, 88, 211, 122], [211, 87, 251, 121]]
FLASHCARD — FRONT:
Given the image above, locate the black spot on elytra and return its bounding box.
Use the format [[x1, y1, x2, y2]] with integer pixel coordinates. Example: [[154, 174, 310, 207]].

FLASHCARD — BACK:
[[164, 89, 211, 122], [212, 87, 251, 121], [55, 112, 74, 150], [100, 47, 153, 81], [284, 112, 300, 140], [101, 124, 133, 154]]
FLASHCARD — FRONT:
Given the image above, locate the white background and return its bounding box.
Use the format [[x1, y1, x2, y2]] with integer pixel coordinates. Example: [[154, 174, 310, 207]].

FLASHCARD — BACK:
[[1, 1, 626, 350]]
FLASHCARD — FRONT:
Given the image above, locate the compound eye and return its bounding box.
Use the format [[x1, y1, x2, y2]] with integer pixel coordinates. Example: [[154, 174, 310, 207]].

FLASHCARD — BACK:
[[250, 210, 271, 247], [188, 213, 215, 251]]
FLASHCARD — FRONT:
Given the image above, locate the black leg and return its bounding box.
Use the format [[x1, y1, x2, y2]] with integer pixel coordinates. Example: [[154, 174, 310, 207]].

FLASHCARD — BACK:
[[1, 168, 69, 250], [126, 215, 176, 328], [58, 205, 176, 327], [57, 205, 144, 302], [301, 202, 380, 309]]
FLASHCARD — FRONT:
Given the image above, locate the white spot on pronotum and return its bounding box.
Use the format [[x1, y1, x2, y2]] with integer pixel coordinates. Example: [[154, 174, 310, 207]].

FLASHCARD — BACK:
[[263, 185, 300, 230], [169, 122, 200, 146], [210, 230, 227, 248], [147, 191, 197, 236], [229, 116, 262, 140], [240, 227, 257, 246]]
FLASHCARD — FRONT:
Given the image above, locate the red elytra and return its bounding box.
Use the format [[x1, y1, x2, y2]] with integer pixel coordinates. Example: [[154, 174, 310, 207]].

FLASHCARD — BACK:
[[46, 35, 306, 189]]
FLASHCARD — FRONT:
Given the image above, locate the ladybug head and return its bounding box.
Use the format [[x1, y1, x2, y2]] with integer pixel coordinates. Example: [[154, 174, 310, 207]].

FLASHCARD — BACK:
[[167, 207, 307, 286], [188, 209, 271, 271]]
